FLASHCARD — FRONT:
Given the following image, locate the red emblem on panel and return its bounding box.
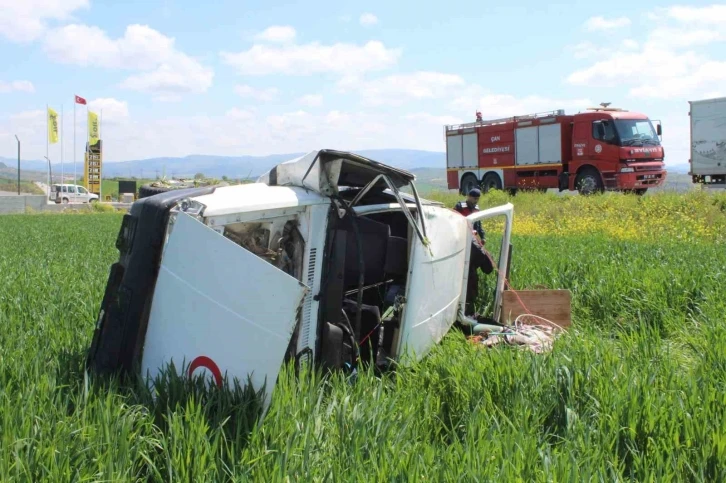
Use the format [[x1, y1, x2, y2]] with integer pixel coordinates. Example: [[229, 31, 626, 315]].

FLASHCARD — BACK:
[[188, 356, 223, 388]]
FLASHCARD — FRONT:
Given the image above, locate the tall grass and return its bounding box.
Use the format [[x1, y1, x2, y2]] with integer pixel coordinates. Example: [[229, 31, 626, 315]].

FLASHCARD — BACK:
[[1, 191, 725, 480], [428, 188, 726, 244]]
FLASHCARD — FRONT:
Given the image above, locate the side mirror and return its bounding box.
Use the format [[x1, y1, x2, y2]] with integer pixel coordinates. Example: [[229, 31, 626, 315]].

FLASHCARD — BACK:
[[656, 123, 662, 136]]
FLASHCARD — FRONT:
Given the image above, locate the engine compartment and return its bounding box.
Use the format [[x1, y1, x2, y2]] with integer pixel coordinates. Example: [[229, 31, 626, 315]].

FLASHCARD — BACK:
[[221, 218, 304, 280]]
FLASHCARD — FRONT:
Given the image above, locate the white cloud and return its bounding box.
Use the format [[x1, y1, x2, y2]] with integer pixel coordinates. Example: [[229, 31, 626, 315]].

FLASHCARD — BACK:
[[0, 100, 129, 165], [584, 15, 631, 31], [0, 80, 35, 93], [567, 47, 703, 88], [666, 4, 726, 23], [569, 5, 726, 99], [572, 38, 639, 59], [568, 4, 726, 166], [360, 13, 379, 26], [628, 60, 726, 99], [648, 27, 725, 49], [570, 41, 610, 59], [0, 111, 48, 160], [1, 89, 598, 164], [622, 39, 639, 50], [641, 5, 726, 49], [43, 23, 213, 97], [120, 56, 213, 98], [255, 25, 296, 43], [8, 109, 45, 121], [298, 94, 323, 107], [152, 94, 184, 103], [226, 108, 256, 120], [451, 92, 592, 119], [221, 40, 400, 75], [339, 71, 466, 106], [234, 84, 279, 101], [0, 107, 453, 161], [87, 98, 129, 121], [403, 112, 464, 126], [44, 24, 171, 69], [0, 0, 88, 42]]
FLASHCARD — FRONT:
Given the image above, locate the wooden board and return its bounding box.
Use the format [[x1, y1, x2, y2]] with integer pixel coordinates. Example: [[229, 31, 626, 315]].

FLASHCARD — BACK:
[[500, 289, 572, 330]]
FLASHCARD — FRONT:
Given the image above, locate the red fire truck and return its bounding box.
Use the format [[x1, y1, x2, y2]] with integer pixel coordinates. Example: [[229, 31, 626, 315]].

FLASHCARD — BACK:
[[445, 105, 667, 196]]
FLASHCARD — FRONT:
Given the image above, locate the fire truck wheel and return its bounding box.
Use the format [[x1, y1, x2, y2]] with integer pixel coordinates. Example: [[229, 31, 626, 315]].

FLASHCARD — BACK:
[[459, 173, 479, 196], [481, 173, 502, 193], [575, 167, 603, 196], [635, 188, 647, 196]]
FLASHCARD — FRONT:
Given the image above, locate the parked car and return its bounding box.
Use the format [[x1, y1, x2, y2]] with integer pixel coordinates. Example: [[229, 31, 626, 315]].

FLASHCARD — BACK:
[[50, 184, 99, 204]]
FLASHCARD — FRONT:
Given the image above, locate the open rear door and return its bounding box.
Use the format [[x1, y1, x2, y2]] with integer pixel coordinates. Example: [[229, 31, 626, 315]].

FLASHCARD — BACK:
[[140, 212, 308, 410]]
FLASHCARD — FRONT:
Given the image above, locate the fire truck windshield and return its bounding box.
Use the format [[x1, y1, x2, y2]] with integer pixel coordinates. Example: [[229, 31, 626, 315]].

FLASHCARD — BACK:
[[614, 119, 661, 146]]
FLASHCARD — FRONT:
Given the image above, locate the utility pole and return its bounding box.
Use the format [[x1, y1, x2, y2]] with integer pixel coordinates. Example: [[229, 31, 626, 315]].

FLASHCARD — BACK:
[[14, 135, 19, 195], [44, 156, 53, 198]]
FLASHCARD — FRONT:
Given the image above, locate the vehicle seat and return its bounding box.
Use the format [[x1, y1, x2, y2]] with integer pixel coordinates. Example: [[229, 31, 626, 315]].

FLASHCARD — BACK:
[[342, 299, 382, 358], [384, 236, 408, 279], [342, 216, 390, 289]]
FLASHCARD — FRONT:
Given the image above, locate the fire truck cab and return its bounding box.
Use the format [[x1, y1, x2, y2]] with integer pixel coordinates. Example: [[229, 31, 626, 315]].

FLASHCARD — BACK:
[[446, 106, 667, 196]]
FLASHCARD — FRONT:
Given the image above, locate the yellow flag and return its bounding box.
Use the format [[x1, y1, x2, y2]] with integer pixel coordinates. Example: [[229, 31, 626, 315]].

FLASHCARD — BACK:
[[88, 111, 99, 145], [47, 107, 59, 144]]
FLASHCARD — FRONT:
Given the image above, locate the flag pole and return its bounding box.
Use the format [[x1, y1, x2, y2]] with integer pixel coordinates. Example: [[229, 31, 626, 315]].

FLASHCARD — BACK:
[[87, 103, 90, 194], [46, 104, 50, 189], [74, 98, 76, 186], [100, 108, 103, 201], [61, 104, 64, 188]]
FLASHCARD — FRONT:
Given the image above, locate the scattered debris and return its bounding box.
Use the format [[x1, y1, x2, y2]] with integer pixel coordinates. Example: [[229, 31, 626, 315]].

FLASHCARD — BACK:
[[466, 314, 567, 354]]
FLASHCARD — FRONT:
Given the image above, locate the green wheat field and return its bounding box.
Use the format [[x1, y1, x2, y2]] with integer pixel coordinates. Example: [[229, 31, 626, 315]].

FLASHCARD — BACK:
[[1, 189, 725, 481]]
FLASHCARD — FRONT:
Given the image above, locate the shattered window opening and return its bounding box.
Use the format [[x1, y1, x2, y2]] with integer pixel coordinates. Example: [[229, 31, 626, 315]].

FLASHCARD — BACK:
[[345, 174, 428, 246]]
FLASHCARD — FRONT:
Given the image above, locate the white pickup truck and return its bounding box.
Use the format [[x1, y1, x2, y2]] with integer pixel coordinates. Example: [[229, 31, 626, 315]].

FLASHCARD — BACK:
[[86, 149, 513, 414], [689, 97, 726, 189]]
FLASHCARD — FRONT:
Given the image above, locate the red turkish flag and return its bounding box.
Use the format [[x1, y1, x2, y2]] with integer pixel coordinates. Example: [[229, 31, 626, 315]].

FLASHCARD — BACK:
[[75, 95, 87, 105]]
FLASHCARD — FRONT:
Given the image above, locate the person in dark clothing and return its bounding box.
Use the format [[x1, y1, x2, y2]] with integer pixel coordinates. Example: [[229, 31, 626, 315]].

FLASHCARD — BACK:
[[454, 188, 486, 243], [454, 188, 494, 315], [466, 238, 494, 315]]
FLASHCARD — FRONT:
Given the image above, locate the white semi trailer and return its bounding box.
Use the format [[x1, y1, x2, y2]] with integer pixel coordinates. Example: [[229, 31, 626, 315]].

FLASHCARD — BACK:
[[689, 97, 726, 189]]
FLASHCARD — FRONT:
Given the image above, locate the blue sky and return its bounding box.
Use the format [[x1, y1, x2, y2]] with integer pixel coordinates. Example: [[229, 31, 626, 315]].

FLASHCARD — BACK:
[[1, 0, 725, 166]]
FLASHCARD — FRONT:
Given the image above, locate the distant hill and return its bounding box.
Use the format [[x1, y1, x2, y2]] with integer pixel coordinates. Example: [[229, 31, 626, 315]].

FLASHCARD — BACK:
[[667, 163, 690, 174], [0, 149, 447, 180], [0, 150, 695, 193]]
